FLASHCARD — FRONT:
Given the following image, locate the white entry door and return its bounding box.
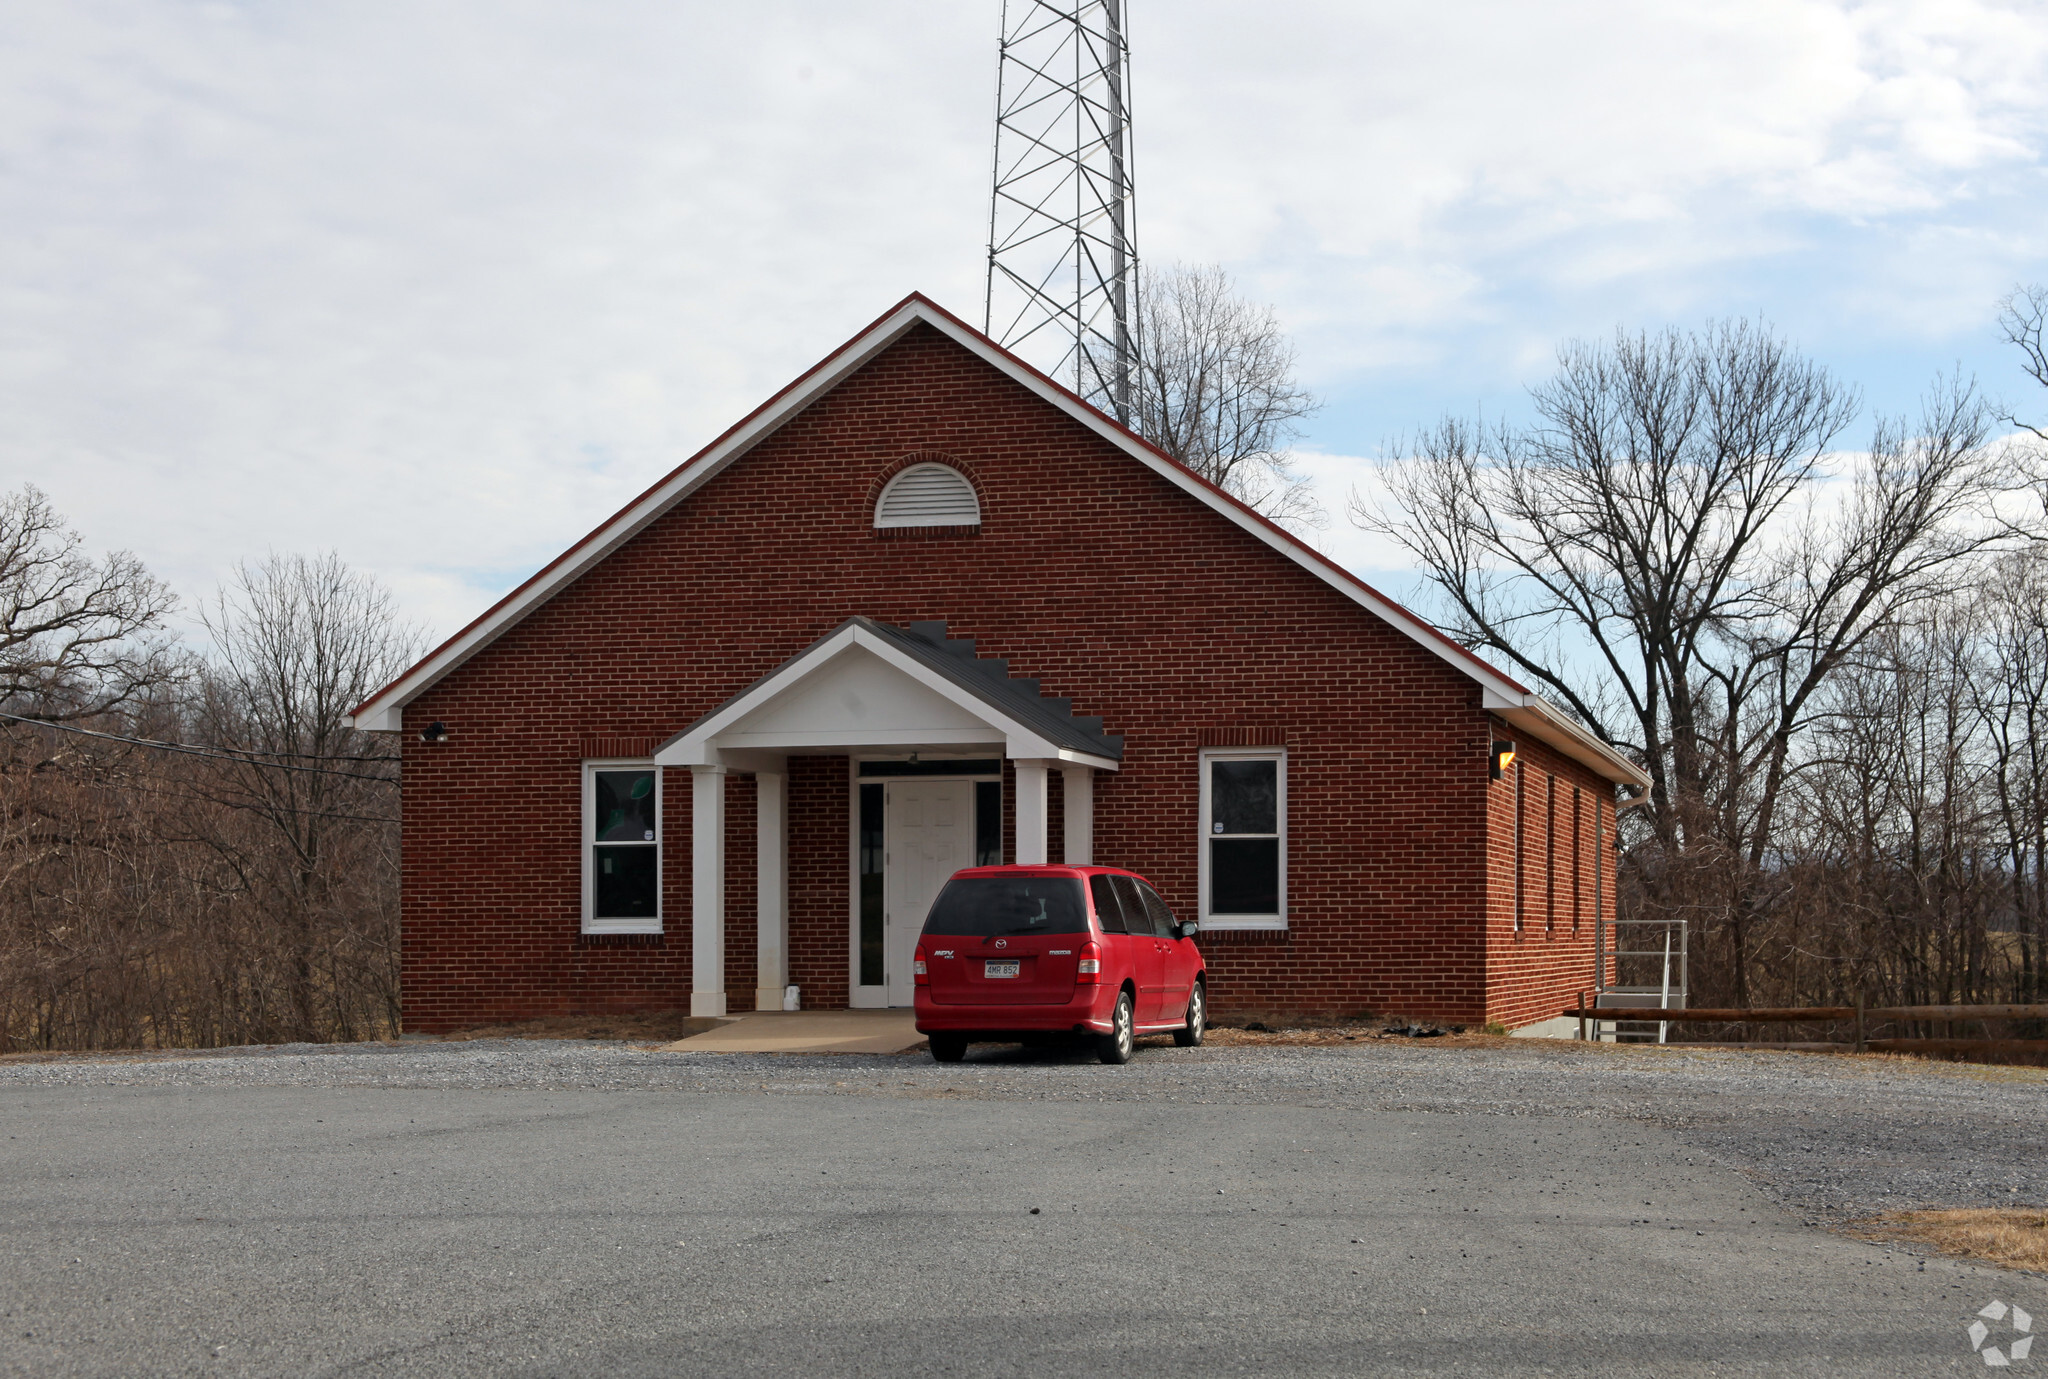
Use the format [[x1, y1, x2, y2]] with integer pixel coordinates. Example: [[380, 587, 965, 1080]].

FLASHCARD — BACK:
[[882, 779, 972, 1006]]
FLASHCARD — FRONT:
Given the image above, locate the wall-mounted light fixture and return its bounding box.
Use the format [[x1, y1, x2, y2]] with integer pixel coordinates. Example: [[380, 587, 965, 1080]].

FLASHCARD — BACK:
[[420, 721, 449, 744], [1489, 739, 1517, 779]]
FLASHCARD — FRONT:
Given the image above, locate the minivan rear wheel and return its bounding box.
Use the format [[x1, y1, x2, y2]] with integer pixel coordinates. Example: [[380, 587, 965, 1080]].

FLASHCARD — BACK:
[[1174, 980, 1206, 1047], [1096, 990, 1136, 1065], [929, 1034, 967, 1063]]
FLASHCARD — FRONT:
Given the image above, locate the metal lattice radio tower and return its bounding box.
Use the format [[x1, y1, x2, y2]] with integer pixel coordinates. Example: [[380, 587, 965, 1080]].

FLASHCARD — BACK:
[[984, 0, 1139, 423]]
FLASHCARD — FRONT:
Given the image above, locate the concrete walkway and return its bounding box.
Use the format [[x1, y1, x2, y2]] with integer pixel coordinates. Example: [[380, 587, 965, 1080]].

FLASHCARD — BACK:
[[660, 1008, 924, 1055]]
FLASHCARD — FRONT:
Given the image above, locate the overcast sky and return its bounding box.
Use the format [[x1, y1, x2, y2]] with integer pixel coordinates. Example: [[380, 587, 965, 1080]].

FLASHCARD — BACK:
[[4, 0, 2046, 642]]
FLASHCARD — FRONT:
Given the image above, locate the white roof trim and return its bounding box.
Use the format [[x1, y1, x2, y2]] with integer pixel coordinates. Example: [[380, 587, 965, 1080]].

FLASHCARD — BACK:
[[653, 623, 1119, 771], [347, 293, 1640, 787], [1483, 689, 1651, 791]]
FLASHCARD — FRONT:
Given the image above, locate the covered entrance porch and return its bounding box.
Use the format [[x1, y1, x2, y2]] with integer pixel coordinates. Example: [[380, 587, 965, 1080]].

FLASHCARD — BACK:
[[654, 618, 1122, 1016]]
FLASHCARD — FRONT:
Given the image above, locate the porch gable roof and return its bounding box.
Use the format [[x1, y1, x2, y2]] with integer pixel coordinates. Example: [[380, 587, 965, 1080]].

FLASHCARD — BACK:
[[653, 617, 1124, 771]]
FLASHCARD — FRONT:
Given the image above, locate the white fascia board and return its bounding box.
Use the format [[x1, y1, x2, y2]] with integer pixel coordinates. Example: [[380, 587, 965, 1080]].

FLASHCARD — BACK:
[[1054, 748, 1119, 771], [1483, 688, 1650, 789], [346, 704, 404, 733], [718, 729, 1004, 750]]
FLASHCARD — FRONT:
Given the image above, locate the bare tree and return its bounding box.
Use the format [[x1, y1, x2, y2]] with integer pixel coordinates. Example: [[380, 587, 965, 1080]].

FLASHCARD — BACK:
[[1997, 284, 2048, 444], [1972, 548, 2048, 1004], [1994, 284, 2048, 536], [1133, 263, 1324, 530], [0, 485, 178, 718], [195, 553, 415, 1040], [1354, 321, 2004, 1002]]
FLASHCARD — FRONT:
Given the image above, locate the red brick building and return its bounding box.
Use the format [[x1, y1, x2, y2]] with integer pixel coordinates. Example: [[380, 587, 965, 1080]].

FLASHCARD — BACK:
[[349, 294, 1647, 1036]]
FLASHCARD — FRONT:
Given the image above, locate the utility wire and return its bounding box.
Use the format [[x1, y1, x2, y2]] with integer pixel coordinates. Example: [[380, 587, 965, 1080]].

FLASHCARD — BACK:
[[0, 710, 400, 783], [82, 775, 402, 826]]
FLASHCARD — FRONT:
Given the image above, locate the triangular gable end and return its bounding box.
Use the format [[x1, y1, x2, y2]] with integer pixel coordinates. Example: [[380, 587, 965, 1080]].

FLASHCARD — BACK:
[[655, 618, 1122, 771], [346, 292, 1647, 789]]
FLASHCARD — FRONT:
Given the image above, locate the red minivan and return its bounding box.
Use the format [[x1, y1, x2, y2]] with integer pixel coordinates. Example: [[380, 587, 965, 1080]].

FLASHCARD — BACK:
[[912, 865, 1206, 1064]]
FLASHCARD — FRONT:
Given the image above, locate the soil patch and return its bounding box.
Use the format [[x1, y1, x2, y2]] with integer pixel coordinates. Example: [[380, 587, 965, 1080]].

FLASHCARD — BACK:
[[1199, 1019, 1514, 1049], [434, 1011, 724, 1044]]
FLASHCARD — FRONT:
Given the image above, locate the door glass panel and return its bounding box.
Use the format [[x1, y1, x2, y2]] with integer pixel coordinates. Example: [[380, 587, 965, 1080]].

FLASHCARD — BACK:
[[594, 844, 658, 918], [1088, 874, 1127, 933], [1110, 875, 1157, 935], [975, 780, 1002, 866], [859, 783, 884, 986], [594, 771, 657, 842], [1210, 839, 1279, 914], [1210, 760, 1276, 835]]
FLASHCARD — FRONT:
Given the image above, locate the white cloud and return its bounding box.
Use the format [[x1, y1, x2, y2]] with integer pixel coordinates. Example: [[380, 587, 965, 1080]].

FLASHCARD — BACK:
[[0, 1, 2042, 640]]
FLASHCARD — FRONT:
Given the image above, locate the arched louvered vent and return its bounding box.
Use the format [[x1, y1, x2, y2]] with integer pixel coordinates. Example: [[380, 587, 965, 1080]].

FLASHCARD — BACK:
[[874, 463, 981, 529]]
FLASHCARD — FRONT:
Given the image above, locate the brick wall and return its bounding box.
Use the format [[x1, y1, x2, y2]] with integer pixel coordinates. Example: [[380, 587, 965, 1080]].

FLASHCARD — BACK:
[[396, 322, 1623, 1032], [1481, 723, 1618, 1030]]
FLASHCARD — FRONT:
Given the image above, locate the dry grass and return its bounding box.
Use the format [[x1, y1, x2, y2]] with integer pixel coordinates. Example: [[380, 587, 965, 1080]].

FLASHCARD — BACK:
[[1858, 1209, 2048, 1274], [433, 1012, 724, 1044]]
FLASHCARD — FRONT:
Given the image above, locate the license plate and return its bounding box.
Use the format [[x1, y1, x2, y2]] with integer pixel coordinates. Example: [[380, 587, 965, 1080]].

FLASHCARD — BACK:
[[984, 960, 1020, 979]]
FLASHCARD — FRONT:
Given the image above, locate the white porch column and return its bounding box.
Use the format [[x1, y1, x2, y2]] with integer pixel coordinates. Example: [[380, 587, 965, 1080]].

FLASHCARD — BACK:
[[754, 770, 787, 1012], [690, 765, 727, 1018], [1014, 759, 1051, 865], [1061, 765, 1094, 866]]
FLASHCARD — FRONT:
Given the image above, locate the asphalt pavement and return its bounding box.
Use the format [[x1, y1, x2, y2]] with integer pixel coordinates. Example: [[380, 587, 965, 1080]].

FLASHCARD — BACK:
[[1, 1037, 2042, 1376]]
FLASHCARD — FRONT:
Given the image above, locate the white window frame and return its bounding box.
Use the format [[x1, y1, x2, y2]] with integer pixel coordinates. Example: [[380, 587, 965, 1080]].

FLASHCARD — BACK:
[[1198, 748, 1286, 930], [583, 759, 662, 935]]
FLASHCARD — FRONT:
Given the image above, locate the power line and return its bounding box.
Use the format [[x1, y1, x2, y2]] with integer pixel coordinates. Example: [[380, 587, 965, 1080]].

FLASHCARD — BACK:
[[0, 710, 400, 783], [85, 776, 402, 826]]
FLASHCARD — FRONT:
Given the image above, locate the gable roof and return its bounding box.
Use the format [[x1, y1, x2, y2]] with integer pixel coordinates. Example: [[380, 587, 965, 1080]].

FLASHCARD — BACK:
[[655, 617, 1123, 771], [348, 292, 1647, 789]]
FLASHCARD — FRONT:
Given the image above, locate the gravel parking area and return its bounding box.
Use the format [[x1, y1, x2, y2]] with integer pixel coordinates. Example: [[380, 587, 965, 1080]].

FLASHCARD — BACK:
[[3, 1037, 2043, 1376], [7, 1034, 2040, 1225]]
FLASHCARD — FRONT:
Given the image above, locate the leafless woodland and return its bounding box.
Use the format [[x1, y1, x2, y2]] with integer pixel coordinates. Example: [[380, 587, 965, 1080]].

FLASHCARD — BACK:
[[1361, 300, 2048, 1012], [0, 517, 411, 1052]]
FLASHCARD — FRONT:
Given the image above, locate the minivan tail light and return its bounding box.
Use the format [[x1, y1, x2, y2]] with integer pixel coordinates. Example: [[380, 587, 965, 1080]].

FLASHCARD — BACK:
[[913, 943, 928, 985], [1076, 940, 1101, 983]]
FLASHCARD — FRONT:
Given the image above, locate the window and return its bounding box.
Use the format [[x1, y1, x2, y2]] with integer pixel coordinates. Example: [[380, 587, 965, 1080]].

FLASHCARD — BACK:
[[584, 763, 660, 933], [1514, 763, 1525, 932], [874, 463, 980, 528], [1137, 880, 1179, 934], [1594, 796, 1607, 930], [1572, 786, 1583, 932], [1090, 874, 1128, 933], [1546, 773, 1558, 932], [923, 876, 1086, 937], [1200, 750, 1284, 928], [1110, 874, 1158, 936]]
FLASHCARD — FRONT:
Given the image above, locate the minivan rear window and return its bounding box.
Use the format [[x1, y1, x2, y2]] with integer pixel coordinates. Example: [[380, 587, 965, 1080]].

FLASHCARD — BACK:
[[922, 877, 1088, 937]]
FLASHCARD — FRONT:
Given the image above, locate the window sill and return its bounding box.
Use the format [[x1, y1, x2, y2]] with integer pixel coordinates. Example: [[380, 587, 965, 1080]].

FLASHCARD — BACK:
[[582, 921, 663, 936], [1199, 916, 1287, 931]]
